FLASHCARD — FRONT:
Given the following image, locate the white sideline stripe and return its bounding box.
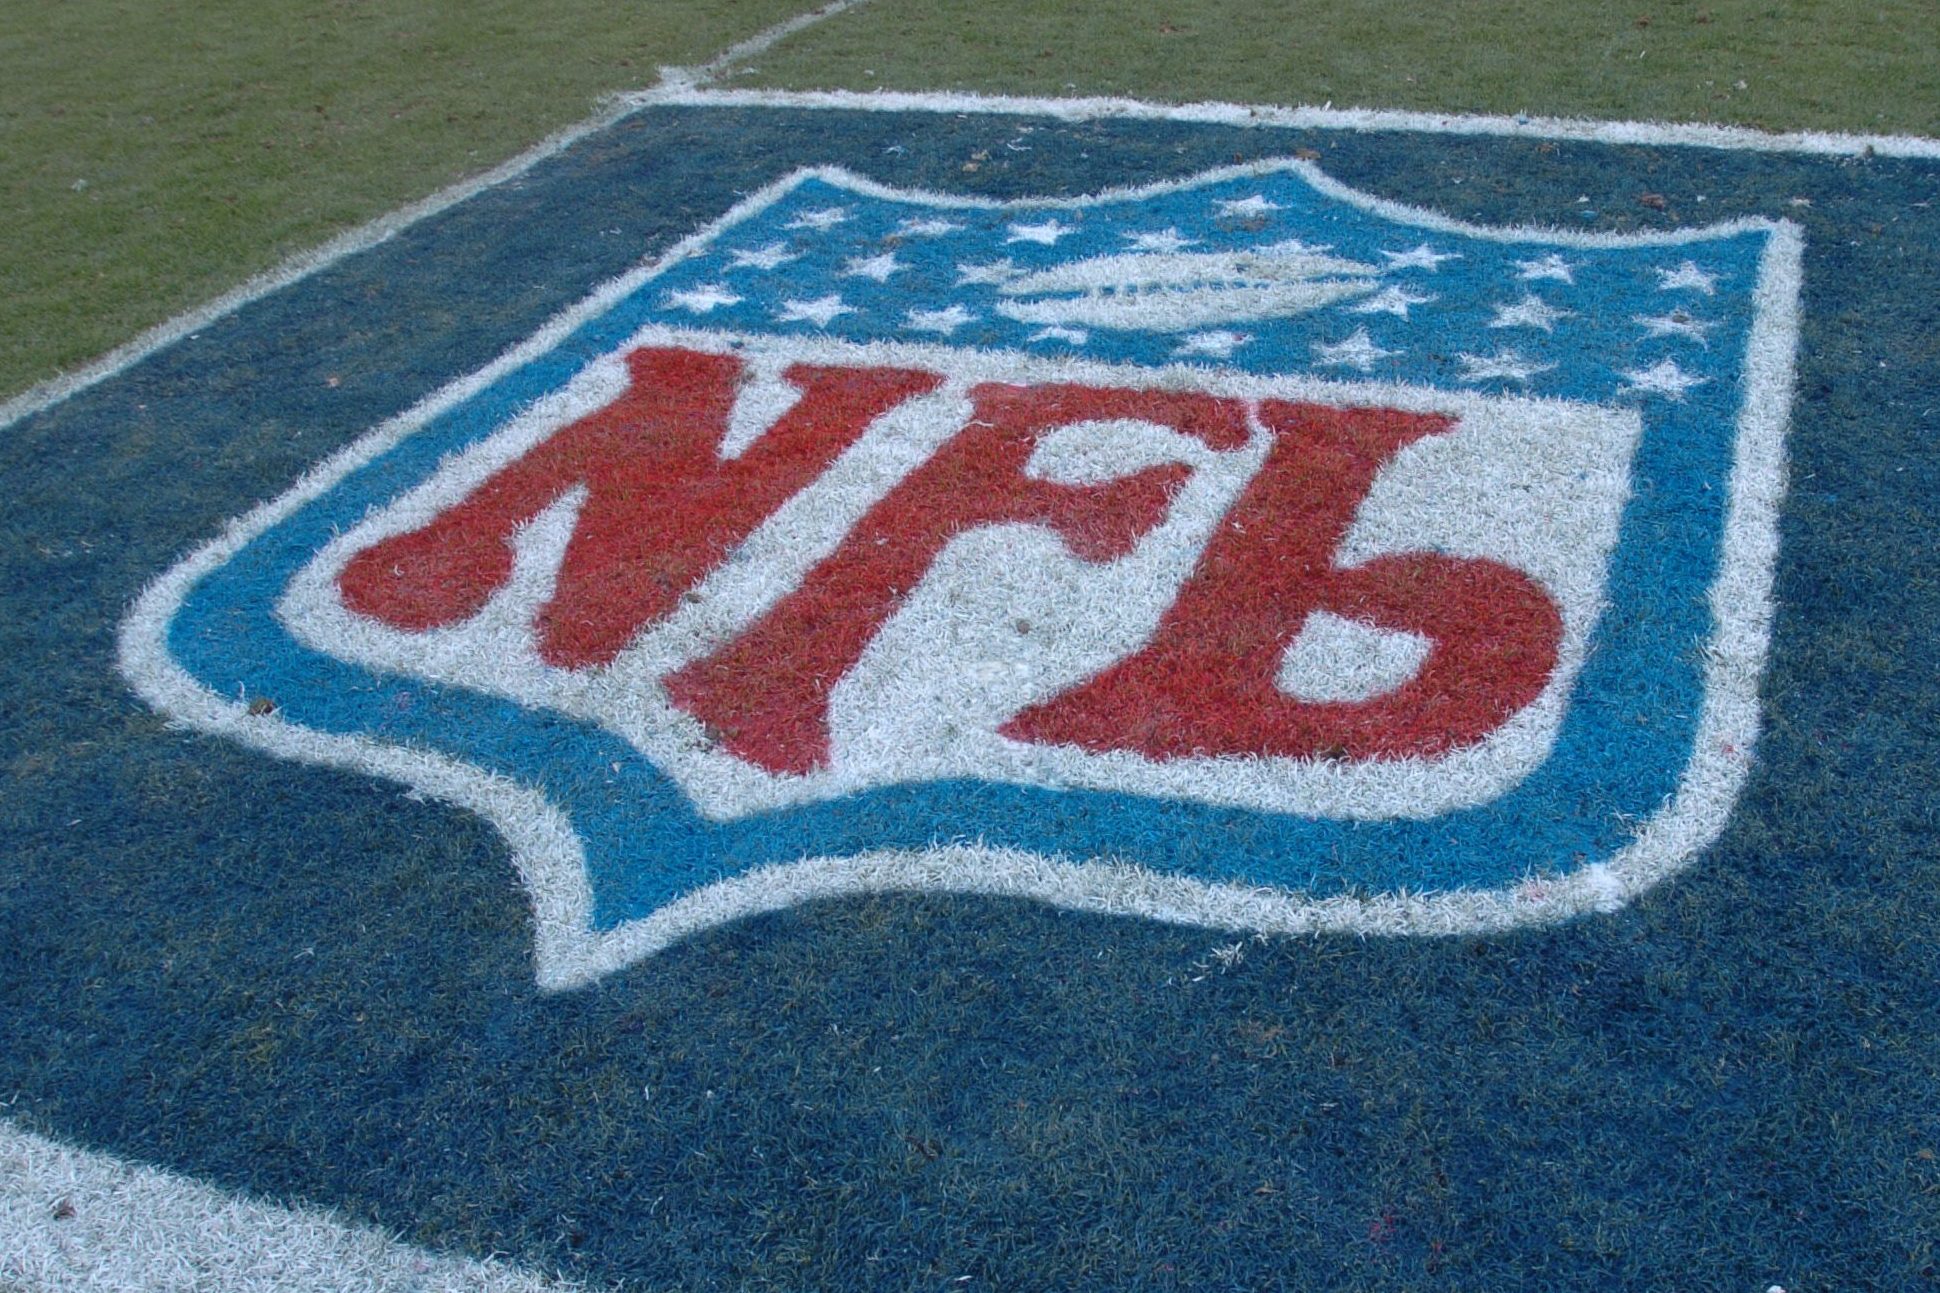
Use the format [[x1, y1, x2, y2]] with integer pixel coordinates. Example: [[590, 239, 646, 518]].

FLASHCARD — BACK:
[[0, 1122, 580, 1292], [0, 78, 1925, 433], [643, 83, 1940, 159], [657, 0, 880, 91], [0, 94, 642, 435]]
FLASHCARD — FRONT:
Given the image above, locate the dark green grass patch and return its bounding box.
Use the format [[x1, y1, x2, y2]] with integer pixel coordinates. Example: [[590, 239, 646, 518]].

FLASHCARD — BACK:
[[0, 0, 814, 401], [739, 0, 1940, 139]]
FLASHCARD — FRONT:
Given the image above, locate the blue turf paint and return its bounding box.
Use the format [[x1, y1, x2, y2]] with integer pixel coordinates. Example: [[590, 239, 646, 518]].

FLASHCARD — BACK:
[[11, 103, 1937, 1292], [162, 162, 1769, 926]]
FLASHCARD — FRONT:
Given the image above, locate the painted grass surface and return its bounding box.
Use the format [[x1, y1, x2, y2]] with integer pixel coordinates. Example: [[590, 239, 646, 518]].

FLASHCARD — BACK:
[[5, 101, 1936, 1290], [3, 3, 1939, 1287], [740, 0, 1940, 140], [0, 0, 812, 401]]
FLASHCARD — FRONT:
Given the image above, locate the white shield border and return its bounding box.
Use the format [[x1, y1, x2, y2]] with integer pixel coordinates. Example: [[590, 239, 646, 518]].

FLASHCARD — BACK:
[[117, 155, 1801, 991]]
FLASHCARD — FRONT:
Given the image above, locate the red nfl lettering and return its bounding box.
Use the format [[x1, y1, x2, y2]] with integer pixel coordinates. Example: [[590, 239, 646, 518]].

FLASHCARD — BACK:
[[338, 343, 1564, 776]]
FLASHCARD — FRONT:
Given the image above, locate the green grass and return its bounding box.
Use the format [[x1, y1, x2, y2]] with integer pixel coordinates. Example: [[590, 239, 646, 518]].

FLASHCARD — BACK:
[[738, 0, 1940, 140], [0, 0, 812, 401], [5, 0, 1936, 405]]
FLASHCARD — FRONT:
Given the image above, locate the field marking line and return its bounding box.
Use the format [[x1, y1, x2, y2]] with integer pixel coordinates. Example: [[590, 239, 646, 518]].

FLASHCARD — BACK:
[[0, 1121, 579, 1291], [0, 96, 643, 435], [658, 0, 880, 90], [647, 83, 1940, 159]]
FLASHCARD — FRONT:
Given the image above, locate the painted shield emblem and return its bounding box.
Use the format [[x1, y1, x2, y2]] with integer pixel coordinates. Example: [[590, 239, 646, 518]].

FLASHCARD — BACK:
[[122, 160, 1798, 988]]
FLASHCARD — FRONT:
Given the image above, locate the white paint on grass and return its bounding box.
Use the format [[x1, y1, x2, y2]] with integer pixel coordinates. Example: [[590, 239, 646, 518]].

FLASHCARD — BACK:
[[0, 91, 652, 435], [655, 0, 882, 91], [990, 242, 1385, 330], [0, 1122, 575, 1291], [118, 155, 1800, 990], [644, 84, 1940, 160], [1276, 612, 1434, 705], [0, 0, 880, 434]]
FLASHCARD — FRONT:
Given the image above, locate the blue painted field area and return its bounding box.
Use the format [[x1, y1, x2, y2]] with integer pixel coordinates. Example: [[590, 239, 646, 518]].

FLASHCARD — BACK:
[[3, 101, 1938, 1290]]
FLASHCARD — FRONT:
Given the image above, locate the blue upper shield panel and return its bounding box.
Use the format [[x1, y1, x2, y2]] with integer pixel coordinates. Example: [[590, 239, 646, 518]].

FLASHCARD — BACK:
[[645, 169, 1754, 406]]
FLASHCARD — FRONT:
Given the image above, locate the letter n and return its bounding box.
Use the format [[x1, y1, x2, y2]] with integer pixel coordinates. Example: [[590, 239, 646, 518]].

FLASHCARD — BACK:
[[338, 346, 941, 669]]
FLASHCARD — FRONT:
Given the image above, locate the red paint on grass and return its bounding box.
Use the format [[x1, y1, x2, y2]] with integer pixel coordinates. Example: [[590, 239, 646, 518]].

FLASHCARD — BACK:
[[339, 347, 940, 669], [342, 347, 1560, 773], [1003, 401, 1563, 761], [665, 382, 1251, 775]]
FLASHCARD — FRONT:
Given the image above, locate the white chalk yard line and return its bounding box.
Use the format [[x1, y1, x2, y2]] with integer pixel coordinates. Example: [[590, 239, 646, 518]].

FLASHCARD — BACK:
[[0, 1121, 581, 1292], [0, 92, 648, 436], [646, 83, 1940, 160], [659, 0, 882, 91]]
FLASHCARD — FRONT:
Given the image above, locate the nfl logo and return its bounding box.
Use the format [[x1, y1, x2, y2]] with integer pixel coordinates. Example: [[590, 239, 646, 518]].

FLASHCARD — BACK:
[[125, 159, 1798, 988]]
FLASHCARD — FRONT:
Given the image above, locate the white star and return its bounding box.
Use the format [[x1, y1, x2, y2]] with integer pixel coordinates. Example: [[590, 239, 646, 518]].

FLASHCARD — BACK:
[[1215, 194, 1283, 218], [956, 258, 1026, 286], [1349, 286, 1435, 317], [1456, 349, 1553, 384], [1381, 244, 1462, 271], [663, 283, 742, 314], [1516, 253, 1577, 284], [1620, 359, 1709, 400], [843, 252, 904, 282], [786, 207, 851, 232], [1029, 326, 1089, 346], [898, 216, 963, 237], [1311, 328, 1399, 372], [1173, 330, 1250, 359], [1007, 218, 1077, 245], [904, 304, 977, 335], [728, 242, 797, 271], [776, 294, 854, 327], [1489, 293, 1572, 332], [1635, 310, 1717, 344], [1656, 260, 1720, 294], [1123, 227, 1198, 253]]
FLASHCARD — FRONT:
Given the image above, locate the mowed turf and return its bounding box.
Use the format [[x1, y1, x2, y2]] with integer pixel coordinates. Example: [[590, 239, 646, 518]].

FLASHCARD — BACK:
[[0, 0, 811, 402], [739, 0, 1940, 140], [5, 0, 1937, 405]]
